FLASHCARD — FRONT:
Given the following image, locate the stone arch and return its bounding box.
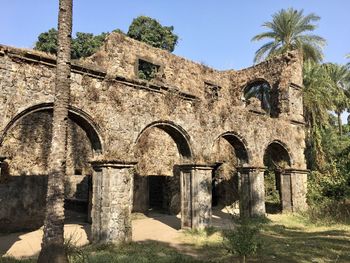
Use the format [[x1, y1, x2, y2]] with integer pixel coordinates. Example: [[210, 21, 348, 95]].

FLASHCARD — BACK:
[[263, 140, 292, 168], [241, 78, 272, 93], [242, 78, 282, 117], [211, 132, 249, 209], [0, 103, 103, 154], [0, 103, 103, 230], [133, 121, 193, 216], [135, 121, 193, 159], [263, 140, 293, 213], [212, 131, 250, 165]]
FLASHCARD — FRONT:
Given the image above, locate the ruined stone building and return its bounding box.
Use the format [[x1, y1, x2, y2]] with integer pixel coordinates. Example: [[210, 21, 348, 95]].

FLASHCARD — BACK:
[[0, 32, 308, 242]]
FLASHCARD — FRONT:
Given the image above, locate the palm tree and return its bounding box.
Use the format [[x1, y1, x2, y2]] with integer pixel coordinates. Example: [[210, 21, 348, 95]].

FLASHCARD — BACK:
[[323, 63, 350, 136], [252, 8, 326, 63], [38, 0, 72, 262], [303, 61, 334, 129], [303, 61, 334, 169], [346, 54, 350, 69]]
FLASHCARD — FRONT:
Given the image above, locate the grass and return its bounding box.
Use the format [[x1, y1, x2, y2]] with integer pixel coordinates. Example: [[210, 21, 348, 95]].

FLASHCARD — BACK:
[[1, 213, 350, 263], [68, 242, 202, 263], [258, 214, 350, 262]]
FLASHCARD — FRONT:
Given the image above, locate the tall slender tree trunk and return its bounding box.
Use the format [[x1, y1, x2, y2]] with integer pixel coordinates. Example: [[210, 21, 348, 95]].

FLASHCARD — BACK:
[[337, 111, 343, 136], [38, 0, 72, 262]]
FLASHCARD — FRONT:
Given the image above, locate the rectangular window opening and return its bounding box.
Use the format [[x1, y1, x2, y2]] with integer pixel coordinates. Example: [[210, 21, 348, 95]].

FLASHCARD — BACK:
[[138, 59, 161, 81], [204, 82, 221, 101]]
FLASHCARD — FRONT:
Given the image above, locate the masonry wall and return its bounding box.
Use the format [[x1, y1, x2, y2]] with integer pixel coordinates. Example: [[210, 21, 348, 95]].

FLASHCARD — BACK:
[[0, 40, 306, 169], [0, 33, 307, 232], [0, 175, 47, 232]]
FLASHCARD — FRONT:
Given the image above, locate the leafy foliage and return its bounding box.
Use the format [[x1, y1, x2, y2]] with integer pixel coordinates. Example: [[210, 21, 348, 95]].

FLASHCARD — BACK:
[[303, 61, 334, 170], [244, 81, 271, 113], [71, 32, 108, 59], [35, 16, 178, 58], [252, 8, 326, 63], [346, 54, 350, 69], [34, 28, 108, 59], [127, 16, 178, 52], [138, 59, 160, 81], [223, 219, 262, 263], [35, 28, 58, 55], [264, 170, 280, 204], [323, 63, 350, 135]]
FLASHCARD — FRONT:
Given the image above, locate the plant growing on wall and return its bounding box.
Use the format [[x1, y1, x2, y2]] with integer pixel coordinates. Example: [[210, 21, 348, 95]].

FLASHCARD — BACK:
[[35, 16, 178, 59]]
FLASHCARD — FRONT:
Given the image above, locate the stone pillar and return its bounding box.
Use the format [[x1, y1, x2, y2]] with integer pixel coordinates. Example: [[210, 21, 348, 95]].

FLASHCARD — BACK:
[[0, 156, 6, 181], [238, 167, 266, 217], [0, 157, 6, 176], [280, 170, 293, 212], [90, 160, 136, 243], [178, 164, 213, 229], [285, 169, 309, 212]]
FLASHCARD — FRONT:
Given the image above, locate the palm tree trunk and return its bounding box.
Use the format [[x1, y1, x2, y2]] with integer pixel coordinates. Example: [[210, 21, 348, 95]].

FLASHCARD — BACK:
[[337, 111, 343, 136], [38, 0, 72, 262]]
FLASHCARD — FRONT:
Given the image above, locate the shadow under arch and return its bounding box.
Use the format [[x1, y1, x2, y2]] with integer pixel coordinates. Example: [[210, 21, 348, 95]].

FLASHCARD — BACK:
[[241, 78, 272, 93], [0, 103, 103, 154], [211, 131, 250, 209], [263, 140, 293, 214], [135, 121, 193, 159], [213, 131, 250, 165], [263, 140, 292, 168]]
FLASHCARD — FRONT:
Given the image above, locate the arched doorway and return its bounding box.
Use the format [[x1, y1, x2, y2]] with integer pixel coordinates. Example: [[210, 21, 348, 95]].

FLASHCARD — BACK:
[[212, 132, 249, 215], [263, 141, 292, 213], [133, 121, 192, 228], [0, 104, 102, 231]]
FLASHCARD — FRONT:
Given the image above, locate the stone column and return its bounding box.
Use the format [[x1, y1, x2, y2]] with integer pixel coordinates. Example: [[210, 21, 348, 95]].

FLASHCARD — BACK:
[[0, 156, 6, 180], [0, 157, 6, 175], [280, 170, 293, 212], [238, 167, 266, 217], [178, 164, 214, 229], [90, 160, 136, 243], [285, 169, 309, 212]]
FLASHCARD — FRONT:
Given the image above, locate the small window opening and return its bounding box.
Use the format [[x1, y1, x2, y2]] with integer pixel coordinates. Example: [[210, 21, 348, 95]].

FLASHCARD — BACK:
[[138, 59, 160, 81], [204, 82, 221, 101], [74, 168, 83, 175], [244, 80, 271, 114]]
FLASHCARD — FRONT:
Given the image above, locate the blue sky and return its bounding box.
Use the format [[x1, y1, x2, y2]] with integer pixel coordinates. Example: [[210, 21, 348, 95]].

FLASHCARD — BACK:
[[1, 0, 349, 70], [2, 1, 350, 123]]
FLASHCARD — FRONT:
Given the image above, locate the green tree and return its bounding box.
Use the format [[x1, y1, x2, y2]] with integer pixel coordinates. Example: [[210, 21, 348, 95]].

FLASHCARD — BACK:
[[346, 54, 350, 68], [303, 61, 334, 169], [252, 8, 326, 63], [37, 0, 72, 262], [35, 28, 108, 59], [323, 63, 350, 136], [71, 32, 108, 59], [35, 28, 58, 55], [127, 16, 178, 52]]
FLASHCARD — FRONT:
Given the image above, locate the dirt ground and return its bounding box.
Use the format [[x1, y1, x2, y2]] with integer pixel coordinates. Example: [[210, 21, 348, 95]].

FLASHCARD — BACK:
[[0, 208, 233, 259]]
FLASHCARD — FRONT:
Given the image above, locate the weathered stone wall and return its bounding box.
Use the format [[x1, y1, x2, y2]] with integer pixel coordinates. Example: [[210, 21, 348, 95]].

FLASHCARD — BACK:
[[135, 127, 180, 176], [0, 40, 306, 170], [1, 111, 92, 177], [0, 32, 307, 234], [0, 175, 47, 232], [212, 137, 239, 207]]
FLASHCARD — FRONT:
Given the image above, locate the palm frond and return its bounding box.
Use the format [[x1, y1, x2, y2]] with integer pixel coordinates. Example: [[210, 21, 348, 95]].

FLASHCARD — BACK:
[[253, 41, 280, 63], [252, 8, 325, 63]]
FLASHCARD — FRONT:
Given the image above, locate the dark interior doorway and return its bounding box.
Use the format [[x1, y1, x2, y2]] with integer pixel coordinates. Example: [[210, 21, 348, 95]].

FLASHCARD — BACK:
[[149, 176, 166, 211], [264, 142, 291, 213]]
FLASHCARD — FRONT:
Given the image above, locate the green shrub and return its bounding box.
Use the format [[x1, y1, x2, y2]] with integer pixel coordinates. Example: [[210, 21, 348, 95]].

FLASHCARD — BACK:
[[223, 219, 261, 263], [303, 199, 350, 225]]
